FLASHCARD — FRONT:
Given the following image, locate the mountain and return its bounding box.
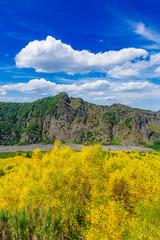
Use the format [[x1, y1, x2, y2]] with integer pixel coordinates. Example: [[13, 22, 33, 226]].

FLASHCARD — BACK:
[[0, 92, 160, 147]]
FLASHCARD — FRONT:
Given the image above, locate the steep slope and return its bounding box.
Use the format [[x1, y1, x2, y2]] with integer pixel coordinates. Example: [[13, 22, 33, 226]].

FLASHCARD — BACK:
[[0, 92, 160, 146]]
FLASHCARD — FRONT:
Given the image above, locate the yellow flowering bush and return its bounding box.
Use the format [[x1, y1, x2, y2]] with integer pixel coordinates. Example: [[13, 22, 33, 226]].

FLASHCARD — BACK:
[[0, 143, 160, 239]]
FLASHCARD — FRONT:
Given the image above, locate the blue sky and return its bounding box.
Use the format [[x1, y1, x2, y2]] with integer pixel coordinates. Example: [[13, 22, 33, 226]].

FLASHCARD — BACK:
[[1, 0, 160, 110]]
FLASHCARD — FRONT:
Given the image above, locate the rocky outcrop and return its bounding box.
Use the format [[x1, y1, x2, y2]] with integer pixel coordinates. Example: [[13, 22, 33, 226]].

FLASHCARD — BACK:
[[0, 92, 160, 146]]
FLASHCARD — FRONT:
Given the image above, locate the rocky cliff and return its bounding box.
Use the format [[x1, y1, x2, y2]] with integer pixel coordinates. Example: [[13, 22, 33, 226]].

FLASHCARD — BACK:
[[0, 92, 160, 147]]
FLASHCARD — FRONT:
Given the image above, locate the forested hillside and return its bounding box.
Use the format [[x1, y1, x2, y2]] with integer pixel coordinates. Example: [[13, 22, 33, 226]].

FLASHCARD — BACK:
[[0, 92, 160, 147]]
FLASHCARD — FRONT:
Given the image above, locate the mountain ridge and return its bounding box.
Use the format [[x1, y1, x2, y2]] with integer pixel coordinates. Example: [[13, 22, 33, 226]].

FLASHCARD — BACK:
[[0, 92, 160, 147]]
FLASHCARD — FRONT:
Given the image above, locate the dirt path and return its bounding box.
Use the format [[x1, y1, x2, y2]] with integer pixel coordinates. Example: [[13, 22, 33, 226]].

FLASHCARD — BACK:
[[0, 144, 154, 152]]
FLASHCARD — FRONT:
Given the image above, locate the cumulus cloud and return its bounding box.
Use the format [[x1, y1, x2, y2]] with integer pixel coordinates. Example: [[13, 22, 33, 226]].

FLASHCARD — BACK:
[[149, 53, 160, 66], [107, 51, 160, 79], [107, 65, 139, 78], [15, 36, 148, 74], [3, 79, 55, 94], [1, 78, 158, 95], [107, 59, 150, 79], [1, 78, 110, 95], [1, 78, 160, 109]]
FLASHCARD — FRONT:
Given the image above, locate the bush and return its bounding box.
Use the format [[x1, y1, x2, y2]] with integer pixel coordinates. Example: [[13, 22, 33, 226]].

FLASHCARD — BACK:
[[0, 145, 160, 239]]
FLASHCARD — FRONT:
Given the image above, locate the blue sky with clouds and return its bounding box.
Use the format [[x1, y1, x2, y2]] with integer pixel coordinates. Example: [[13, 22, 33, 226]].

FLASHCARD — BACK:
[[1, 0, 160, 110]]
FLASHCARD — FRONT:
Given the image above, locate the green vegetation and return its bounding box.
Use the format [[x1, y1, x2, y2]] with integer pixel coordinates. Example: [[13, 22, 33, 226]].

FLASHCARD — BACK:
[[0, 94, 61, 145], [33, 96, 60, 117], [110, 135, 121, 145], [0, 169, 5, 177], [0, 92, 160, 147], [103, 111, 116, 124], [145, 139, 160, 151], [0, 152, 18, 159], [123, 117, 132, 128]]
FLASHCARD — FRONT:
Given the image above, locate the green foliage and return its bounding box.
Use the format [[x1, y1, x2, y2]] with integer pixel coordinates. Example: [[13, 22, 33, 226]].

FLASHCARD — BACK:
[[79, 132, 85, 144], [17, 102, 34, 120], [0, 207, 81, 239], [152, 139, 160, 150], [124, 203, 160, 239], [0, 102, 21, 145], [76, 131, 95, 144], [25, 121, 42, 143], [111, 135, 121, 145], [0, 95, 60, 145], [0, 169, 5, 177], [25, 152, 32, 158], [0, 152, 18, 159], [123, 117, 132, 128], [145, 139, 160, 151], [60, 139, 67, 144], [33, 96, 59, 117], [42, 136, 56, 144], [0, 93, 160, 146], [103, 111, 116, 124], [17, 139, 29, 146], [26, 121, 39, 134], [86, 131, 93, 141], [6, 165, 13, 170]]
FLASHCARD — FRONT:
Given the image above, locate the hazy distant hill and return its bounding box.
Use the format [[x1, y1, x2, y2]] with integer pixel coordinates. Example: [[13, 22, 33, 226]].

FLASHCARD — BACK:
[[0, 92, 160, 147]]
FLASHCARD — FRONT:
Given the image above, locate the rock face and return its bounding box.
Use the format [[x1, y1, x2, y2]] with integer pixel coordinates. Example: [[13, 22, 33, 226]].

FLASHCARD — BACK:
[[0, 92, 160, 146]]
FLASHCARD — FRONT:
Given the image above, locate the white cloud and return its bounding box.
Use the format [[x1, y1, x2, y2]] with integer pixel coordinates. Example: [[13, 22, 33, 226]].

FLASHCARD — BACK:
[[15, 36, 148, 74], [1, 78, 158, 95], [0, 66, 14, 70], [94, 96, 115, 100], [1, 78, 160, 109], [78, 80, 110, 90], [1, 78, 110, 95], [3, 78, 56, 94], [112, 81, 156, 92], [0, 89, 7, 95], [107, 59, 150, 79], [134, 22, 160, 44], [1, 78, 160, 108], [15, 35, 160, 80], [155, 66, 160, 73], [149, 53, 160, 66], [89, 91, 104, 95], [107, 65, 139, 78], [144, 44, 160, 50], [0, 97, 31, 102]]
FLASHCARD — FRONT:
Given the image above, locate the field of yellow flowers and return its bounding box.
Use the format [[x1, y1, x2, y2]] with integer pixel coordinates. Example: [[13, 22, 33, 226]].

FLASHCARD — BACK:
[[0, 142, 160, 239]]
